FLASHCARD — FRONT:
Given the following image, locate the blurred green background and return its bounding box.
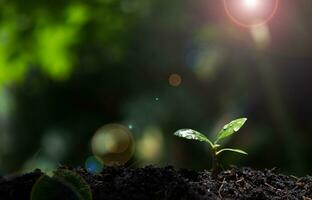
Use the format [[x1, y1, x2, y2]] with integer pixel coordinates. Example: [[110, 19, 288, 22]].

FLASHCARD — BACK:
[[0, 0, 312, 176]]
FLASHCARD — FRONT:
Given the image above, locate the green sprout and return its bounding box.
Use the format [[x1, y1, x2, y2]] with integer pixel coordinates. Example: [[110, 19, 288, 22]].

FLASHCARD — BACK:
[[174, 118, 248, 175]]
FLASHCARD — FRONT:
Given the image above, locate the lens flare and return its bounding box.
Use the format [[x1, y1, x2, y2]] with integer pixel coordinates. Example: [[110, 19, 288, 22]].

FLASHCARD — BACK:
[[223, 0, 279, 27], [91, 124, 135, 166], [243, 0, 259, 9]]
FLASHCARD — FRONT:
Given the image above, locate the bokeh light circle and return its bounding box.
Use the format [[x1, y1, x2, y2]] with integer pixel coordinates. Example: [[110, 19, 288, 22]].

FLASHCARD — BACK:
[[31, 169, 92, 200], [168, 73, 182, 87], [223, 0, 279, 27], [85, 156, 104, 174], [91, 124, 135, 166]]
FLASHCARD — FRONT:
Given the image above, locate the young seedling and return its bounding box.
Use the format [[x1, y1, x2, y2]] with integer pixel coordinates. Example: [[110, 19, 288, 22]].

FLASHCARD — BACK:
[[174, 118, 248, 176]]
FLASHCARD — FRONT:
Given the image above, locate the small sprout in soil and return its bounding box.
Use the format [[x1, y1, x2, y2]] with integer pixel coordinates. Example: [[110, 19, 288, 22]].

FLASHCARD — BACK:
[[174, 118, 248, 176]]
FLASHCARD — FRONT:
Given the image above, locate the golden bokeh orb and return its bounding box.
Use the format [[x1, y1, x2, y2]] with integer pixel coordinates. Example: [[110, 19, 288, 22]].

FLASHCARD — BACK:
[[91, 124, 135, 166]]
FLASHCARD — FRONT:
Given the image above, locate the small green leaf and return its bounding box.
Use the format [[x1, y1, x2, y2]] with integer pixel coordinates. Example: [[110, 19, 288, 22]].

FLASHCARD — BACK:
[[216, 148, 248, 155], [215, 118, 247, 143], [174, 129, 214, 148]]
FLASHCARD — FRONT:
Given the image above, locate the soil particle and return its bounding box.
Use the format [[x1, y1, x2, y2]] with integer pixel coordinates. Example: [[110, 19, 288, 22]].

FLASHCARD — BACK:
[[0, 166, 311, 200]]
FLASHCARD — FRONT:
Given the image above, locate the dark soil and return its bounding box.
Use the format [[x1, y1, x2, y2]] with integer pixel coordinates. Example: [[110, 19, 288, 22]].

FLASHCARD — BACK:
[[0, 166, 311, 200]]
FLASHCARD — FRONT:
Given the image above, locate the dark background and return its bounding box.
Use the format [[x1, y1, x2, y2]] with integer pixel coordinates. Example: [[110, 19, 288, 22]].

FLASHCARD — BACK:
[[0, 0, 311, 176]]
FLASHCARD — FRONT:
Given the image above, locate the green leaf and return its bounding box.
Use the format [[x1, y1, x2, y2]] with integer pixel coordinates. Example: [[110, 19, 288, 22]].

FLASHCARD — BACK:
[[174, 129, 214, 148], [215, 118, 247, 143], [216, 148, 248, 155]]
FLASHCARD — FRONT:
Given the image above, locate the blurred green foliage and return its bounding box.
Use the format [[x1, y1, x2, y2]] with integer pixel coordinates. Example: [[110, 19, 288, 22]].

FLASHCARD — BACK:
[[0, 0, 138, 85], [0, 0, 312, 176]]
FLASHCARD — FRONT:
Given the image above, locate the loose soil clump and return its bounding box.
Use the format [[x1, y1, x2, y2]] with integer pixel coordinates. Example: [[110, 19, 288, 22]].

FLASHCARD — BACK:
[[0, 166, 311, 200]]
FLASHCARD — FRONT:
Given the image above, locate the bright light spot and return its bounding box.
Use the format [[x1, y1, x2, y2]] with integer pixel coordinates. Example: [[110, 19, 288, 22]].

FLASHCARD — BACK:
[[243, 0, 259, 9], [128, 124, 133, 129], [223, 0, 279, 27], [155, 97, 159, 101]]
